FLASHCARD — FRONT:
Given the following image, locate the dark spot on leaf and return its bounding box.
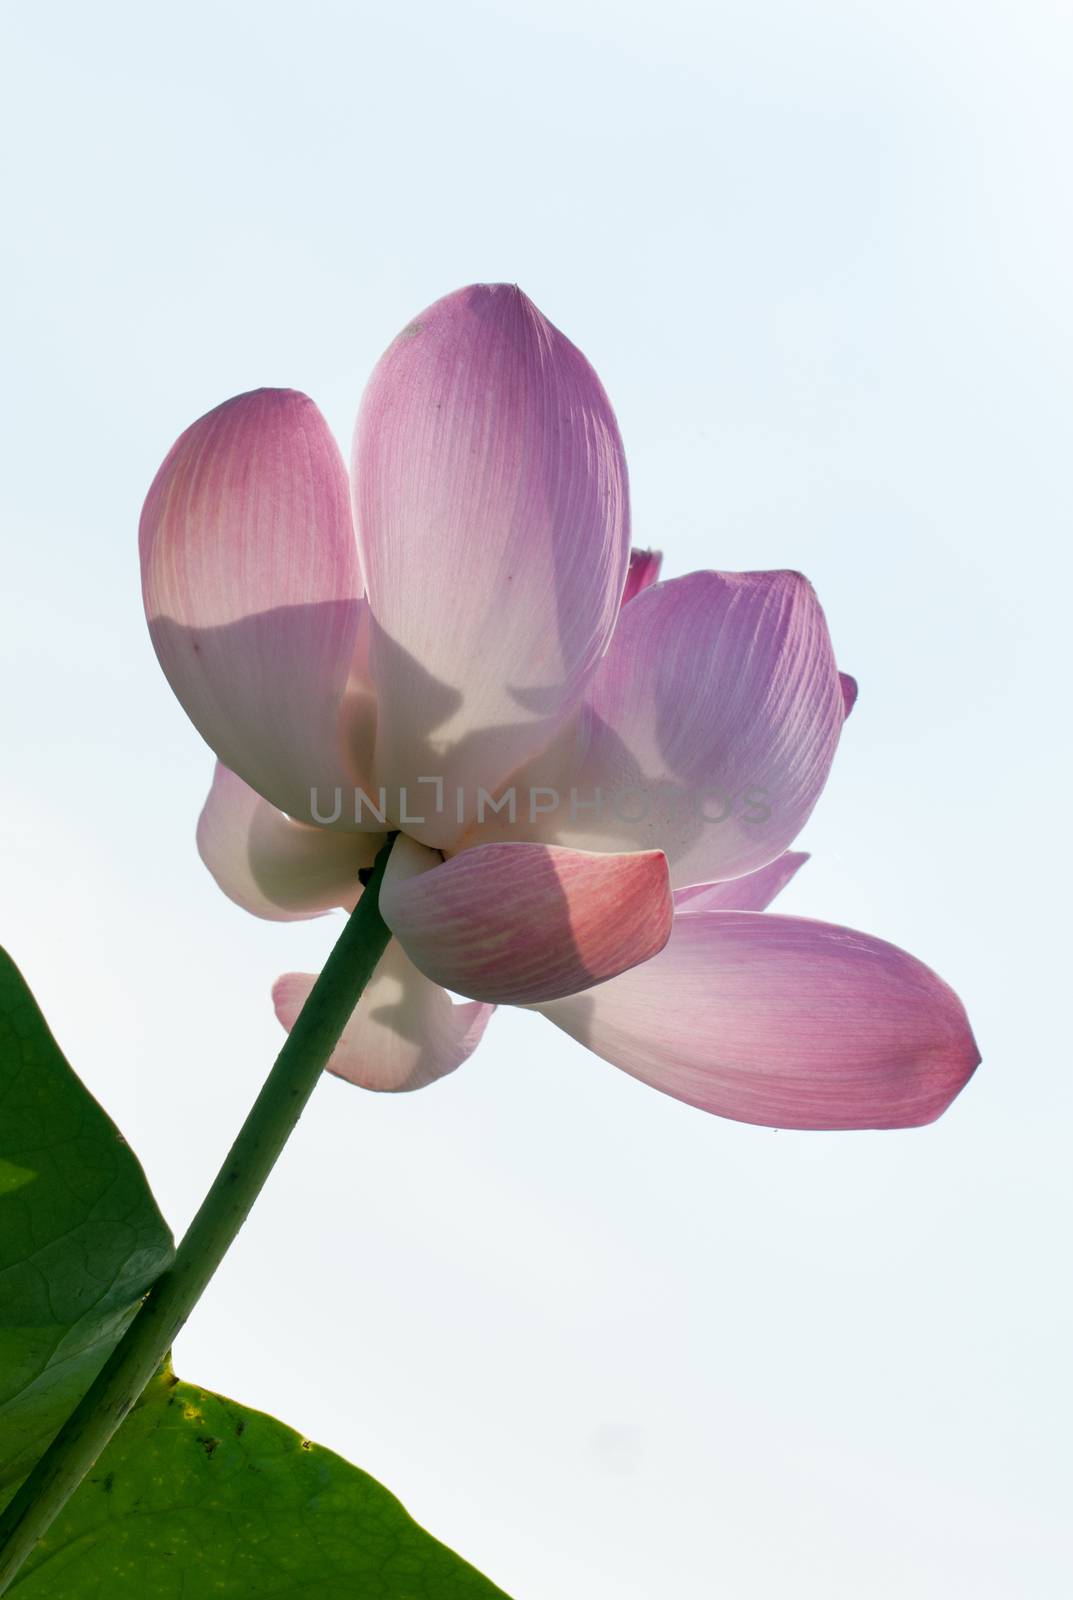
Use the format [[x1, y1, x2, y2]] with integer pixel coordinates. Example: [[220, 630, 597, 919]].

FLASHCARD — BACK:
[[102, 1472, 114, 1494], [197, 1436, 221, 1458], [235, 1418, 246, 1437], [299, 1439, 313, 1451]]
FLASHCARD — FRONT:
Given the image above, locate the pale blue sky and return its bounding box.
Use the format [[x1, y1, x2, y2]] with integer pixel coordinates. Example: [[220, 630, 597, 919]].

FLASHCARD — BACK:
[[2, 2, 1070, 1595]]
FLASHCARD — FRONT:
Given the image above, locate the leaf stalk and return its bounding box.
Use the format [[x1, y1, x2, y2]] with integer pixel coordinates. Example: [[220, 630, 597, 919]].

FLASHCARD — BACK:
[[0, 834, 396, 1591]]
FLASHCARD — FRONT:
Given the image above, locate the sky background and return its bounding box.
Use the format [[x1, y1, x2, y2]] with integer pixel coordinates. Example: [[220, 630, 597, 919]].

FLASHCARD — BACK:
[[2, 1, 1070, 1595]]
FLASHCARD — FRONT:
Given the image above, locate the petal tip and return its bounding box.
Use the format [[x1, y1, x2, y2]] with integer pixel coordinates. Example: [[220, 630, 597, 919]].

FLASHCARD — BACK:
[[839, 672, 859, 717], [621, 546, 664, 606]]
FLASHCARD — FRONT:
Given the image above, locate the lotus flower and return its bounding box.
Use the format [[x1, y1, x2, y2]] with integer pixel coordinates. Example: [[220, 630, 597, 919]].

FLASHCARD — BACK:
[[140, 284, 979, 1127]]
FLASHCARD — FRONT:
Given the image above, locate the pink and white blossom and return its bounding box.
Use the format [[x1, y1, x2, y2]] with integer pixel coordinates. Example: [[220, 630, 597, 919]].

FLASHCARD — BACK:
[[141, 284, 979, 1129]]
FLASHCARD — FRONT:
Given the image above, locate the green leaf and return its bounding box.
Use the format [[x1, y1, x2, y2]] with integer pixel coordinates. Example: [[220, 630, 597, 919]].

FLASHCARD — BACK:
[[0, 949, 175, 1487], [0, 951, 509, 1595], [10, 1368, 510, 1597]]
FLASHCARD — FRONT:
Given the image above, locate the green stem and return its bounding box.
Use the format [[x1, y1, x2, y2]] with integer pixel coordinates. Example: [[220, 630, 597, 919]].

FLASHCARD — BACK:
[[0, 834, 397, 1593]]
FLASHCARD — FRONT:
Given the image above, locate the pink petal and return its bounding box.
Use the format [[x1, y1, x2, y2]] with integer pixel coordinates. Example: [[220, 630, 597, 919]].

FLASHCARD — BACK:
[[621, 547, 663, 607], [352, 285, 630, 847], [379, 836, 672, 1005], [141, 389, 366, 825], [539, 912, 979, 1129], [840, 673, 859, 717], [197, 763, 382, 921], [273, 941, 493, 1092], [490, 570, 844, 887], [674, 852, 808, 913]]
